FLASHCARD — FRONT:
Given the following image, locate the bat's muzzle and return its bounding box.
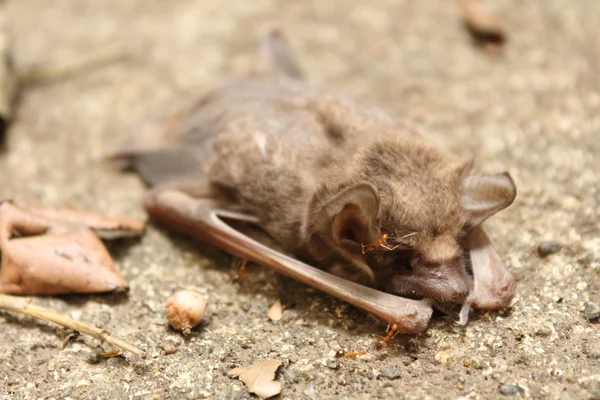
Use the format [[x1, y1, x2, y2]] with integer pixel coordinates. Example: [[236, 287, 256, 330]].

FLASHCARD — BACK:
[[409, 256, 470, 304]]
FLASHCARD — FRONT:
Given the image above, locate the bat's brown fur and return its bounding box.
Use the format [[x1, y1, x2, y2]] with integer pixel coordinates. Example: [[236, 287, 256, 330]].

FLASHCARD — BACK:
[[114, 30, 516, 306]]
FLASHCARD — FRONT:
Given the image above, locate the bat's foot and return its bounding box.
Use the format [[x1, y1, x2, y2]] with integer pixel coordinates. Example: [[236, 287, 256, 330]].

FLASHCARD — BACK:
[[232, 258, 249, 281]]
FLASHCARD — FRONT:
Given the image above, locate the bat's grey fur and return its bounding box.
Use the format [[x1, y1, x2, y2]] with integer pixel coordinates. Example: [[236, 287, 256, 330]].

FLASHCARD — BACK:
[[113, 29, 516, 316]]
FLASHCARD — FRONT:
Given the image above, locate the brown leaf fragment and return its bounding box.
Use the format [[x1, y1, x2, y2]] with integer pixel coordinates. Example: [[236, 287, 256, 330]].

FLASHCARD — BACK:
[[459, 0, 507, 53], [266, 299, 283, 321], [20, 204, 145, 239], [0, 201, 135, 295], [229, 360, 283, 399], [100, 348, 123, 358]]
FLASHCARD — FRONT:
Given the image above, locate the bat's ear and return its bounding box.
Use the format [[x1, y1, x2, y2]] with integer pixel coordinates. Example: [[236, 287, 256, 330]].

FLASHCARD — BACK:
[[313, 183, 380, 253], [460, 172, 516, 227]]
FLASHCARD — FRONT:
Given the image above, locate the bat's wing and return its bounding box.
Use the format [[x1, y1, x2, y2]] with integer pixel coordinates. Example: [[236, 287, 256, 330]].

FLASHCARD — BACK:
[[106, 110, 216, 191], [458, 225, 515, 323], [144, 189, 433, 334], [466, 225, 515, 310], [108, 27, 305, 191]]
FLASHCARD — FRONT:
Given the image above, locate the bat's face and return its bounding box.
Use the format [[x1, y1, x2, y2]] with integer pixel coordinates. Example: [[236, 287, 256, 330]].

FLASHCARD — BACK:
[[307, 140, 516, 305], [368, 230, 470, 304]]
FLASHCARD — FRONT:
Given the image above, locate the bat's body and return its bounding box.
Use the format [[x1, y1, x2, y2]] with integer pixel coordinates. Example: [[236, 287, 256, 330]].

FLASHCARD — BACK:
[[112, 30, 516, 332]]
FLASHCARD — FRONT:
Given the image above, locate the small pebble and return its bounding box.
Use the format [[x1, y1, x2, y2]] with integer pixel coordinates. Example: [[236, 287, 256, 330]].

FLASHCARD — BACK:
[[303, 382, 316, 398], [582, 302, 600, 322], [534, 322, 553, 337], [582, 339, 600, 359], [241, 301, 252, 312], [434, 351, 456, 365], [537, 241, 562, 257], [499, 384, 524, 395], [86, 353, 102, 365], [326, 359, 340, 370], [464, 355, 485, 369], [380, 366, 402, 380], [163, 344, 177, 355]]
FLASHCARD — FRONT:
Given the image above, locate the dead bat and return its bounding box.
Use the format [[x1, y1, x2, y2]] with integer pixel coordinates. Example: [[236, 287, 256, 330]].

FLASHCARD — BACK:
[[110, 29, 516, 333]]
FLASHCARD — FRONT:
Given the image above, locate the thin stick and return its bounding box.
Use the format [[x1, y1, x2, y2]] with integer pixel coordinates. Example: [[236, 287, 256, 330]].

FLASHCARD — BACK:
[[0, 294, 146, 358], [18, 48, 129, 87]]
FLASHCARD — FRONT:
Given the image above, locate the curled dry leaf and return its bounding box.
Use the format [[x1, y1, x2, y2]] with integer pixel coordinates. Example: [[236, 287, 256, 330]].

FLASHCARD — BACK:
[[165, 290, 207, 334], [459, 0, 507, 53], [266, 299, 283, 321], [20, 204, 145, 239], [229, 360, 283, 399], [0, 201, 144, 295]]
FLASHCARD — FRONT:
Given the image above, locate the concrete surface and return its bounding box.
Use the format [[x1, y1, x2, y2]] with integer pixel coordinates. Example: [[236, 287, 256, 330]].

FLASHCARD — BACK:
[[1, 0, 598, 399]]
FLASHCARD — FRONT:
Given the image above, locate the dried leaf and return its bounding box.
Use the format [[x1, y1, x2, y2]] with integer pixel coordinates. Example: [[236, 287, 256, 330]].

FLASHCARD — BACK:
[[459, 0, 507, 54], [0, 201, 139, 295], [266, 299, 283, 321], [21, 204, 145, 239], [100, 349, 123, 358], [229, 360, 283, 399]]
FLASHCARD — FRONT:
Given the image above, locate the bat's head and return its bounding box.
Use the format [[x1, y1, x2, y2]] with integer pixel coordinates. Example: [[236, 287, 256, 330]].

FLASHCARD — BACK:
[[306, 138, 516, 304]]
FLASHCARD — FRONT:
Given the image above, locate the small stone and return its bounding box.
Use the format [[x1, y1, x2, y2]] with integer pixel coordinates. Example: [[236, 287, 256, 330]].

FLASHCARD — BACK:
[[434, 351, 456, 365], [492, 358, 509, 372], [163, 344, 177, 355], [380, 366, 401, 380], [76, 379, 90, 387], [499, 384, 524, 395], [215, 390, 230, 400], [241, 302, 252, 312], [582, 303, 600, 322], [534, 322, 553, 337], [303, 381, 316, 398], [582, 339, 600, 359], [537, 241, 562, 257], [464, 355, 485, 369], [326, 359, 340, 370], [239, 339, 253, 349], [86, 353, 102, 365]]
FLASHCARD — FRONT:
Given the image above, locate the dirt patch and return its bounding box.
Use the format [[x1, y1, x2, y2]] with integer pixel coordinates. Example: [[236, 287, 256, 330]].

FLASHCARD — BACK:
[[1, 1, 598, 399]]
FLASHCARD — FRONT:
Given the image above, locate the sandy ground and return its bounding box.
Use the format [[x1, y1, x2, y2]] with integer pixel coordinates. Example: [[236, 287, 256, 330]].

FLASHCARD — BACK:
[[1, 0, 599, 399]]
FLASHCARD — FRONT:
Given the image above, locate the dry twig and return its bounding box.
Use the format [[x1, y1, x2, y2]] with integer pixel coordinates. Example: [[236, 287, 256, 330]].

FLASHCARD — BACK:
[[0, 293, 146, 357]]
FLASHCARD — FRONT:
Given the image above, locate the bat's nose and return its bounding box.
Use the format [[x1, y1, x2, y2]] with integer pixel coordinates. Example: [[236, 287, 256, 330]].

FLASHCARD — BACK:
[[411, 256, 469, 303], [449, 286, 469, 303]]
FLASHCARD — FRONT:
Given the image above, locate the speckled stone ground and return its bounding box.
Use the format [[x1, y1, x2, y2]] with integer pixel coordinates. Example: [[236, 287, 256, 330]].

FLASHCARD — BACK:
[[1, 1, 598, 399]]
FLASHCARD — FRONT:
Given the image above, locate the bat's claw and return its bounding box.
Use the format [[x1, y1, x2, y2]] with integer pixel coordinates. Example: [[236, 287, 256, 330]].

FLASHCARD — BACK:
[[232, 258, 249, 281]]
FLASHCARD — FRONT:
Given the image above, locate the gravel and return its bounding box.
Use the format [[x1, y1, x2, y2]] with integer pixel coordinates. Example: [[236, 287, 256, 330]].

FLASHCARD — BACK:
[[1, 0, 599, 399]]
